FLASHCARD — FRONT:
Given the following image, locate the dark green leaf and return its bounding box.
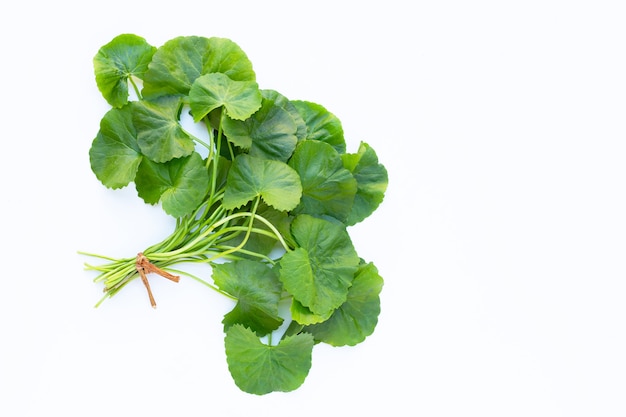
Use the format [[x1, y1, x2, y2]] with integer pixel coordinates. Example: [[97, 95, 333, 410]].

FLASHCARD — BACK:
[[262, 90, 307, 141], [212, 260, 284, 336], [222, 96, 298, 161], [278, 214, 360, 316], [89, 104, 142, 189], [341, 142, 389, 225], [189, 73, 262, 122], [142, 36, 256, 99], [135, 152, 209, 217], [291, 100, 345, 153], [133, 96, 195, 163], [93, 34, 156, 107], [288, 140, 357, 223], [304, 262, 383, 346], [223, 154, 302, 211], [225, 324, 314, 395]]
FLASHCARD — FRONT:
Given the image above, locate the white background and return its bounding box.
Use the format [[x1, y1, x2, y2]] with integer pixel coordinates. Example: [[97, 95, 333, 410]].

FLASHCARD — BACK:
[[1, 1, 625, 416]]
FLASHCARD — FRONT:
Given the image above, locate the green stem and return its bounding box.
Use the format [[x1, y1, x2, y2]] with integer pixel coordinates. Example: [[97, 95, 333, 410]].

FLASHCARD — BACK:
[[150, 210, 254, 259], [128, 76, 142, 100], [205, 117, 215, 169], [205, 196, 260, 262]]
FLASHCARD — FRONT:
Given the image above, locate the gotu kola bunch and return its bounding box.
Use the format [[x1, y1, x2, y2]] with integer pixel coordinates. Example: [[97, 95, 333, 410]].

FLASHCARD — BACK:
[[81, 34, 388, 395]]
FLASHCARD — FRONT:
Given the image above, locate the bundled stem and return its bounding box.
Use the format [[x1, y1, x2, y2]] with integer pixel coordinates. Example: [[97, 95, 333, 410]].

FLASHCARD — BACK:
[[80, 193, 290, 308]]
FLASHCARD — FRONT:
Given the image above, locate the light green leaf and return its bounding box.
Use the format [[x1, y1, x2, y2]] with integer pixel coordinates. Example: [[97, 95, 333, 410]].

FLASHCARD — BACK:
[[142, 36, 255, 99], [290, 298, 332, 325], [222, 95, 298, 161], [134, 152, 209, 218], [133, 96, 195, 163], [341, 142, 389, 225], [225, 324, 314, 395], [291, 100, 345, 153], [304, 262, 384, 346], [278, 214, 359, 316], [89, 104, 142, 189], [212, 260, 284, 336], [189, 73, 262, 122], [223, 154, 302, 211], [288, 140, 357, 223], [93, 34, 156, 107]]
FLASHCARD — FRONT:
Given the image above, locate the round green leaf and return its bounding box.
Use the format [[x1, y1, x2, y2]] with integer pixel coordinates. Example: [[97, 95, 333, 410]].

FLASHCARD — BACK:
[[291, 100, 345, 153], [212, 260, 284, 336], [288, 140, 357, 223], [278, 214, 360, 316], [223, 154, 302, 212], [142, 36, 256, 99], [304, 262, 384, 346], [93, 34, 156, 107], [189, 73, 262, 122], [341, 142, 389, 225], [133, 96, 195, 163], [135, 152, 209, 218], [222, 96, 298, 161], [225, 324, 314, 395], [89, 104, 142, 189]]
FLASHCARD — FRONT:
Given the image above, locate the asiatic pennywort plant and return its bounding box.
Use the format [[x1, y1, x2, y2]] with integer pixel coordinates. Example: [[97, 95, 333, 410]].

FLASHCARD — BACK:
[[81, 34, 388, 395]]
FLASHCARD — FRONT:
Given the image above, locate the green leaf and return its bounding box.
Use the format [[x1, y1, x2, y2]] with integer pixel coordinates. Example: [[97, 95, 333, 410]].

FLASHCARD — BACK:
[[291, 100, 345, 153], [290, 298, 333, 326], [278, 214, 360, 316], [222, 95, 298, 161], [341, 142, 389, 225], [225, 324, 314, 395], [89, 104, 142, 189], [133, 96, 195, 163], [304, 262, 384, 346], [134, 152, 209, 217], [288, 140, 357, 223], [93, 34, 156, 107], [223, 154, 302, 211], [262, 90, 308, 141], [142, 36, 256, 99], [189, 73, 262, 122], [212, 260, 284, 336]]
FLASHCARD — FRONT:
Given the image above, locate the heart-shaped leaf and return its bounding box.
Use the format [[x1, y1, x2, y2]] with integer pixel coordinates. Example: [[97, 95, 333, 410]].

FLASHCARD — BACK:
[[304, 262, 383, 346], [133, 96, 195, 163], [222, 95, 298, 161], [223, 154, 302, 211], [93, 34, 156, 107], [278, 214, 359, 316], [225, 324, 314, 395], [135, 152, 209, 218], [142, 36, 256, 99], [288, 140, 357, 223], [212, 260, 284, 336], [89, 103, 142, 189], [189, 72, 262, 121]]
